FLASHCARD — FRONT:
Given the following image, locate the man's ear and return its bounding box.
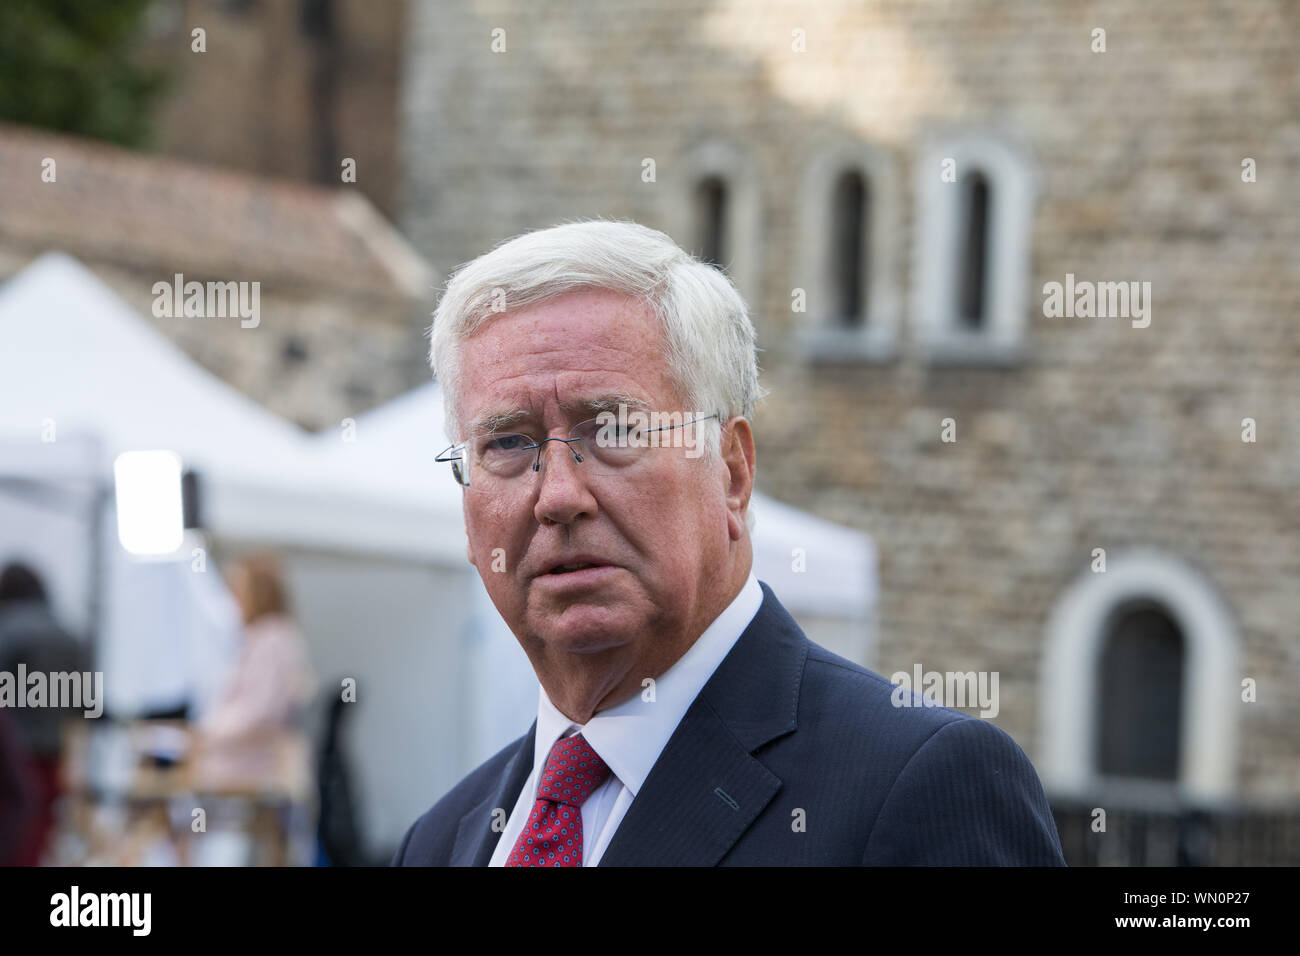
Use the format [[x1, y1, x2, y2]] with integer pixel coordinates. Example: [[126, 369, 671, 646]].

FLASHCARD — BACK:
[[721, 417, 755, 541]]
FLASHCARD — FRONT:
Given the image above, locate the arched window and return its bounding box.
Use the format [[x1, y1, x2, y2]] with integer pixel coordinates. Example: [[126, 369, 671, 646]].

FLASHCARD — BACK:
[[1040, 552, 1239, 804], [794, 143, 900, 361], [674, 140, 760, 310], [1095, 602, 1185, 781], [915, 134, 1033, 363]]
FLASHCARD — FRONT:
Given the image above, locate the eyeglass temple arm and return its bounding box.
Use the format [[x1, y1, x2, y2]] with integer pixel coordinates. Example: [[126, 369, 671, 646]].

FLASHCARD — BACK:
[[642, 413, 722, 434]]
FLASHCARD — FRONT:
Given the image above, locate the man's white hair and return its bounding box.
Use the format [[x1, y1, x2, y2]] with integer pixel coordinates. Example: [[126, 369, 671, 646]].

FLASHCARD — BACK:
[[428, 219, 767, 528]]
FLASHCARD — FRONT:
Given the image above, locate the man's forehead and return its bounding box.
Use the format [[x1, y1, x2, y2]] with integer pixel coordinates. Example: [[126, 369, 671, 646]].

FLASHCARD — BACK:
[[474, 288, 656, 342], [454, 292, 680, 434]]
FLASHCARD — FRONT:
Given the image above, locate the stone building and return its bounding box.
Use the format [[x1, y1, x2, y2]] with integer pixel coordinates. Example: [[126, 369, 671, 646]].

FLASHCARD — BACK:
[[135, 0, 407, 220], [0, 121, 434, 431], [397, 0, 1300, 859], [8, 0, 1292, 864]]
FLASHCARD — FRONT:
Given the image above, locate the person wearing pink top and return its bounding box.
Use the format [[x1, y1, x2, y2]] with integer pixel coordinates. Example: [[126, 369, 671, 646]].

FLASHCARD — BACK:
[[193, 554, 317, 798]]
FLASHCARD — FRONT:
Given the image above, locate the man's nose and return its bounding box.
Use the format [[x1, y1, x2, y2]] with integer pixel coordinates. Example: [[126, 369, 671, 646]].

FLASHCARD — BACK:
[[532, 437, 597, 525]]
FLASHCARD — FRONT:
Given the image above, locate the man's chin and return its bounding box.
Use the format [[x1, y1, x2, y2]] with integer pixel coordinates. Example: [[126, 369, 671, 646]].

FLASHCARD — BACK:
[[529, 605, 641, 655]]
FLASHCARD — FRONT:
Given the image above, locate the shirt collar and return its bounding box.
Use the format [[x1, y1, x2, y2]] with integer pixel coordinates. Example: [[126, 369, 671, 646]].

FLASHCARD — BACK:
[[533, 572, 763, 797]]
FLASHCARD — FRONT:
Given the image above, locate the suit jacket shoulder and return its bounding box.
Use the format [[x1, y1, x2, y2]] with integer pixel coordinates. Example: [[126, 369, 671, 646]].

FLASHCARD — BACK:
[[393, 582, 1066, 866], [790, 641, 1064, 864]]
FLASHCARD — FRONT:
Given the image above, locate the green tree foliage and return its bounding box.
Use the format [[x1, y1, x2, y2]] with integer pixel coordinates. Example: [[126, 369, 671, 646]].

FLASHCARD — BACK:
[[0, 0, 169, 147]]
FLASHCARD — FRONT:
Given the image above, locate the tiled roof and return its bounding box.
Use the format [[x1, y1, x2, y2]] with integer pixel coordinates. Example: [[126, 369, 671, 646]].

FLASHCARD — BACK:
[[0, 122, 433, 299]]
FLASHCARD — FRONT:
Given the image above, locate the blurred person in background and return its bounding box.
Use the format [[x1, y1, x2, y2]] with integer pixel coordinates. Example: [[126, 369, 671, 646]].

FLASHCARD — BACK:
[[0, 708, 37, 865], [193, 554, 318, 795], [0, 561, 88, 865]]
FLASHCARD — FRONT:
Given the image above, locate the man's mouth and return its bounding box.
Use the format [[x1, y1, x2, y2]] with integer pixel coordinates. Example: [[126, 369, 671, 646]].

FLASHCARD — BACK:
[[535, 559, 619, 590], [548, 562, 603, 575]]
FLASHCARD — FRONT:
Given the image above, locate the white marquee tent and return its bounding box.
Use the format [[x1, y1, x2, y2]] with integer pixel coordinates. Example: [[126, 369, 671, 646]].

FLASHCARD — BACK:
[[0, 254, 472, 853], [0, 253, 462, 565]]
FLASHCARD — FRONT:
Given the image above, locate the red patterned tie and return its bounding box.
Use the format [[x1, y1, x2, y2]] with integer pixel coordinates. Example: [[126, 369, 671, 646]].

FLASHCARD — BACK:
[[505, 732, 611, 867]]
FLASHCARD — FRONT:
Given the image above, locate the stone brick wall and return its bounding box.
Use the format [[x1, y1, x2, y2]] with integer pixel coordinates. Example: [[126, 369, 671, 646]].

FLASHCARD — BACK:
[[0, 242, 428, 433], [92, 262, 429, 433], [0, 119, 435, 435], [139, 0, 406, 219]]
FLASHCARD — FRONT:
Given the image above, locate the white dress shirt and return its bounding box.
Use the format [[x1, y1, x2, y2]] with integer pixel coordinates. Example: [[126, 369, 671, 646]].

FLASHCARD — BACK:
[[489, 573, 763, 866]]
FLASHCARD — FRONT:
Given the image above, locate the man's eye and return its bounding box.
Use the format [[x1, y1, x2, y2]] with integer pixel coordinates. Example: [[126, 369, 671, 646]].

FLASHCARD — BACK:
[[485, 434, 531, 452]]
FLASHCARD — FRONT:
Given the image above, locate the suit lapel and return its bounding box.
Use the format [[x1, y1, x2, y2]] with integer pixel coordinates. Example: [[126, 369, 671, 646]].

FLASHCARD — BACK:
[[449, 583, 808, 866], [598, 582, 808, 866], [595, 697, 783, 865], [448, 720, 537, 866]]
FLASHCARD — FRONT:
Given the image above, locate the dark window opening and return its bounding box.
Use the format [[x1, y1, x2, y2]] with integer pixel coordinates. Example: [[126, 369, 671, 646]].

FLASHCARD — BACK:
[[830, 169, 870, 326], [300, 0, 338, 184], [1096, 602, 1185, 782], [957, 170, 991, 329], [694, 175, 728, 269], [300, 0, 334, 38]]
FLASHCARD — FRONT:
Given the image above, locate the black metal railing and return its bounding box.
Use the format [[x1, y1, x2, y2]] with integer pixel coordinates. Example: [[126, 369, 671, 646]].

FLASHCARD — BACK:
[[1051, 799, 1300, 866]]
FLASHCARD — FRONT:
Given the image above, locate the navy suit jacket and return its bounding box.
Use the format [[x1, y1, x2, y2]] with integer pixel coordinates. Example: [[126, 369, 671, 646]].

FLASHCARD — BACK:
[[392, 581, 1066, 866]]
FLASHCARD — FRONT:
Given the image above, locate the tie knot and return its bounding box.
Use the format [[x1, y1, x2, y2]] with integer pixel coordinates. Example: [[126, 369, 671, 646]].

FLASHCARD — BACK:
[[536, 733, 611, 807]]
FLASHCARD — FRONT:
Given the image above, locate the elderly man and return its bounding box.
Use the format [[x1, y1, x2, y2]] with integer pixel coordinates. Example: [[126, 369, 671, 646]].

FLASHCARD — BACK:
[[393, 220, 1065, 866]]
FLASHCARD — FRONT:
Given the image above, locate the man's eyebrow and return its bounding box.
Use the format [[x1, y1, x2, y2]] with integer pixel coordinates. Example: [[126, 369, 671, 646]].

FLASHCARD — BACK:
[[563, 393, 651, 415], [466, 408, 531, 435], [466, 394, 650, 435]]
